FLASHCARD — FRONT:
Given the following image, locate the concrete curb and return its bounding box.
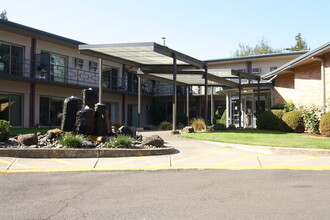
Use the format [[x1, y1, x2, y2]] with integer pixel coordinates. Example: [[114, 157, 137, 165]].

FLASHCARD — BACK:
[[0, 147, 177, 158]]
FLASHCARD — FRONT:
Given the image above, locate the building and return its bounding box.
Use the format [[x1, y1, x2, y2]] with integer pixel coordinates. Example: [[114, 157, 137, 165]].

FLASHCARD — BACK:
[[262, 42, 330, 108]]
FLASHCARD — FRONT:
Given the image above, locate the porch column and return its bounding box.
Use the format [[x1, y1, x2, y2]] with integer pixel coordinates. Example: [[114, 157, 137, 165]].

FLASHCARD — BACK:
[[211, 87, 214, 125], [257, 76, 261, 115], [138, 75, 141, 127], [98, 58, 103, 103], [204, 65, 208, 123], [226, 92, 230, 127], [172, 53, 177, 131], [238, 73, 242, 128], [186, 86, 190, 124]]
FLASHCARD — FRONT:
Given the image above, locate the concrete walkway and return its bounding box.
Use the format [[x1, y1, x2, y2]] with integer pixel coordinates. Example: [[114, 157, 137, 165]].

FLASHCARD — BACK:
[[1, 131, 330, 173]]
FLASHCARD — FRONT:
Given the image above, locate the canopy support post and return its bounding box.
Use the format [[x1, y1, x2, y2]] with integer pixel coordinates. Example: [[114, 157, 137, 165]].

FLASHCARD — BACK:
[[238, 73, 242, 128], [138, 75, 141, 127], [186, 86, 190, 125], [257, 76, 261, 115], [211, 87, 214, 125], [204, 65, 208, 124], [98, 58, 103, 103], [172, 53, 177, 131]]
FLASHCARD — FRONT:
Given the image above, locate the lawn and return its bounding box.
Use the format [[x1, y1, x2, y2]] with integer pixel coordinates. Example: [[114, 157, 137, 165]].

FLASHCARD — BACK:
[[9, 128, 51, 136], [181, 129, 330, 149]]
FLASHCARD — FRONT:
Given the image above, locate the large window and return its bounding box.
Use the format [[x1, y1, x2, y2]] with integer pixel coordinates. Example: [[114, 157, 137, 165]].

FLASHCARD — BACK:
[[0, 42, 23, 76], [127, 72, 138, 93], [102, 67, 118, 90], [39, 97, 63, 126], [38, 52, 67, 82], [0, 93, 22, 126], [105, 102, 119, 123]]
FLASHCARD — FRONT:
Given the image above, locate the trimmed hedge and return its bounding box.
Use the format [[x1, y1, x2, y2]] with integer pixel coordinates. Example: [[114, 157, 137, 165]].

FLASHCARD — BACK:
[[320, 112, 330, 137], [256, 110, 284, 130], [0, 120, 10, 141], [282, 111, 304, 133]]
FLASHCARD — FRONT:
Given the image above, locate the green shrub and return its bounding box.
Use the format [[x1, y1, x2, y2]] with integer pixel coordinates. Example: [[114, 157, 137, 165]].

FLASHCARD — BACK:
[[320, 112, 330, 137], [282, 111, 304, 132], [106, 135, 134, 148], [159, 121, 172, 130], [271, 102, 295, 112], [212, 123, 226, 131], [190, 118, 206, 132], [219, 110, 227, 126], [256, 110, 284, 130], [59, 133, 85, 148], [0, 120, 10, 141]]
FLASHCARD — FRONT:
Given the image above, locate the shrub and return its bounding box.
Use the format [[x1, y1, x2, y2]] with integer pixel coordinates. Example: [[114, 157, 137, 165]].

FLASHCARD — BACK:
[[0, 120, 10, 141], [271, 102, 295, 112], [320, 112, 330, 137], [159, 121, 172, 130], [144, 125, 158, 131], [219, 110, 226, 126], [256, 110, 284, 130], [106, 135, 134, 148], [282, 111, 304, 132], [299, 105, 322, 133], [227, 124, 236, 130], [190, 118, 206, 132], [212, 123, 226, 131], [59, 133, 85, 148]]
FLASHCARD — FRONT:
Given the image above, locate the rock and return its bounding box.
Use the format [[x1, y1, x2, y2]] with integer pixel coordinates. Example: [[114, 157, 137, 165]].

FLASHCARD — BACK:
[[61, 96, 82, 132], [182, 126, 194, 133], [76, 106, 95, 135], [36, 132, 42, 136], [94, 103, 111, 136], [82, 140, 94, 148], [96, 136, 106, 143], [17, 134, 38, 146], [142, 135, 164, 147], [28, 145, 38, 148], [128, 127, 136, 138], [82, 88, 98, 109], [112, 126, 118, 134], [118, 126, 133, 137], [47, 132, 57, 140]]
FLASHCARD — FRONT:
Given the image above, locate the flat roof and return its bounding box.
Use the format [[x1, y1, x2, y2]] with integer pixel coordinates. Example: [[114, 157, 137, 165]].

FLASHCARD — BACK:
[[205, 51, 308, 63], [79, 42, 205, 68]]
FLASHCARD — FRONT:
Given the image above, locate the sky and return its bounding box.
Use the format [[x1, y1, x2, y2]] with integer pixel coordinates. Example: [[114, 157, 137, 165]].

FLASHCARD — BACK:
[[2, 0, 330, 60]]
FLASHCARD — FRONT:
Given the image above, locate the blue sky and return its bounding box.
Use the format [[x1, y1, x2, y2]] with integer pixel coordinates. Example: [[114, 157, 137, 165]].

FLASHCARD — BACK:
[[2, 0, 330, 60]]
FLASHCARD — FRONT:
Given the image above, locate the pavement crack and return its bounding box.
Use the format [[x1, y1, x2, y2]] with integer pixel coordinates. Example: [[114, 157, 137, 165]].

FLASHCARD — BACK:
[[93, 158, 100, 169], [7, 158, 17, 171], [257, 156, 263, 168]]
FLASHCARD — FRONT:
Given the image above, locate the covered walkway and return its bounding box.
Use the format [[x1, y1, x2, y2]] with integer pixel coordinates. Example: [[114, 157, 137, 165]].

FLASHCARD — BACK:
[[79, 42, 262, 129]]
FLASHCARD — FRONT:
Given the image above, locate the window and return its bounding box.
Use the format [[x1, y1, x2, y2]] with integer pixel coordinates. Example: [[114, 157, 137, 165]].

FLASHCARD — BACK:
[[0, 42, 23, 76], [127, 72, 138, 93], [236, 68, 246, 73], [105, 102, 119, 123], [270, 67, 277, 71], [102, 67, 118, 90], [0, 93, 22, 126], [37, 52, 67, 82], [39, 97, 63, 126], [252, 68, 261, 74], [127, 104, 138, 127]]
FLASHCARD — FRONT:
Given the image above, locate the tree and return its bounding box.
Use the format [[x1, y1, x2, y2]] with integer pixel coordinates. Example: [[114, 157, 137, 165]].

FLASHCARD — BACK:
[[0, 10, 8, 20], [287, 33, 309, 51], [233, 38, 282, 57]]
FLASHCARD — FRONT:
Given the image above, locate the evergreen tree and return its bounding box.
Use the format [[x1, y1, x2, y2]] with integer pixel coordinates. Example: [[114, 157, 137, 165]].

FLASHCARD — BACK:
[[233, 38, 282, 57], [0, 10, 8, 20], [287, 33, 309, 51]]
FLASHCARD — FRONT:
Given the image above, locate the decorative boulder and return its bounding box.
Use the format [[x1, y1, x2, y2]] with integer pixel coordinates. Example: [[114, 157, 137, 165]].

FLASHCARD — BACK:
[[112, 126, 118, 135], [94, 103, 111, 136], [128, 127, 137, 138], [61, 96, 82, 132], [17, 133, 38, 146], [118, 126, 133, 137], [76, 106, 95, 135], [182, 126, 194, 133], [142, 135, 164, 147], [82, 88, 98, 108]]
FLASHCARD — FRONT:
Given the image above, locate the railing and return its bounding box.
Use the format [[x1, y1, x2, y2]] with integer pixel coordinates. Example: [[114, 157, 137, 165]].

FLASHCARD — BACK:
[[0, 56, 188, 97]]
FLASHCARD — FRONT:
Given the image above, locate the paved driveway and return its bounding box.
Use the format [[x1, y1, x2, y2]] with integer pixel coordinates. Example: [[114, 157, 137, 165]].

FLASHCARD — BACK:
[[1, 131, 330, 173]]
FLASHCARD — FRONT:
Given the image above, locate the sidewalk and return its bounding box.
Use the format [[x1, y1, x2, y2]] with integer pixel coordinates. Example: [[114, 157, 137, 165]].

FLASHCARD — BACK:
[[1, 131, 330, 173]]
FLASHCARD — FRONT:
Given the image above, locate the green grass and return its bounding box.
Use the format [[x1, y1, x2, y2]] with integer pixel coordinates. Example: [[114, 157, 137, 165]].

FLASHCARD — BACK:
[[181, 129, 330, 149], [59, 133, 85, 148], [106, 135, 134, 148], [9, 128, 51, 136]]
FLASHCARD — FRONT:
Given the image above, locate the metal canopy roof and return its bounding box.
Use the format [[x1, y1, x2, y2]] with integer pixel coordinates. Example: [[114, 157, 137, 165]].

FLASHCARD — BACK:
[[79, 42, 205, 68], [138, 68, 240, 88]]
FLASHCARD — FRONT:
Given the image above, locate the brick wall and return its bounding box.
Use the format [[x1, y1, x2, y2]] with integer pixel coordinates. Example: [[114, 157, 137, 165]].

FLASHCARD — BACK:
[[274, 61, 324, 107]]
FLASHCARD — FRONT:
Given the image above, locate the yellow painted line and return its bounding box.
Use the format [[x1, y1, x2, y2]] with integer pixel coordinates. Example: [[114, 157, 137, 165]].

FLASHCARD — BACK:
[[212, 153, 271, 167], [3, 165, 330, 173], [51, 158, 91, 169], [96, 156, 147, 169], [0, 158, 39, 169], [268, 156, 320, 167], [149, 148, 230, 168]]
